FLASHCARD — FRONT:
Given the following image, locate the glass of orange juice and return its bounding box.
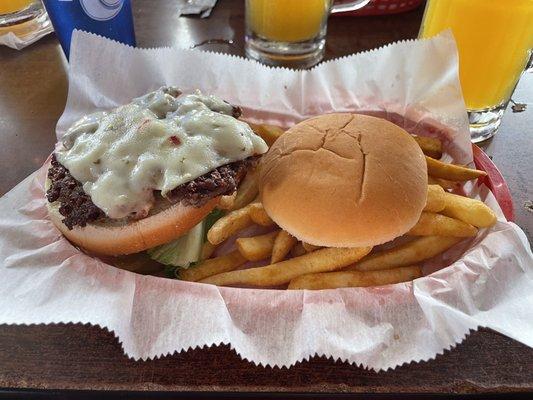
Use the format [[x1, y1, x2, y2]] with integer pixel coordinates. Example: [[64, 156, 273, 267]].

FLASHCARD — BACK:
[[0, 0, 47, 29], [419, 0, 533, 142], [245, 0, 371, 69]]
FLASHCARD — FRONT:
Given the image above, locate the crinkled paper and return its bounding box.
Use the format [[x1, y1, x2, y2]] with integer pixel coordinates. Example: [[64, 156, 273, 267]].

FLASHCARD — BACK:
[[0, 31, 531, 370]]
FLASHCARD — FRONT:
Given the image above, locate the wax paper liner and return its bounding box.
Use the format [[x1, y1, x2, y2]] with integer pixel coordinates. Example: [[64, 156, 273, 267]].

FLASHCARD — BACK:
[[0, 31, 532, 371]]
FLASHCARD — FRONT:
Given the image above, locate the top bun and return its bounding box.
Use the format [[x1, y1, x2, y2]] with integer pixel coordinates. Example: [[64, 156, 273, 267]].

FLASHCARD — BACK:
[[259, 113, 427, 247]]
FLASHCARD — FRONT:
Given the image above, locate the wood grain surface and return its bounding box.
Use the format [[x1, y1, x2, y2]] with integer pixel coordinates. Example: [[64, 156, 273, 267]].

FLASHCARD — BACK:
[[0, 324, 531, 394], [0, 0, 531, 395]]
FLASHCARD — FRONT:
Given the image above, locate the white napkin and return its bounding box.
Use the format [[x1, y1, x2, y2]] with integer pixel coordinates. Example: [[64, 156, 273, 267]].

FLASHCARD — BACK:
[[0, 11, 53, 50]]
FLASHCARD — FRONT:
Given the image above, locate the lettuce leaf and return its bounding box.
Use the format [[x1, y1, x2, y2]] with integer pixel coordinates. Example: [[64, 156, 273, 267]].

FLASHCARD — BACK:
[[147, 209, 225, 269]]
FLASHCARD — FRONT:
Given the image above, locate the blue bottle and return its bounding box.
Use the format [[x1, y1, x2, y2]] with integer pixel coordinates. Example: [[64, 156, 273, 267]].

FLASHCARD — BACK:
[[42, 0, 136, 58]]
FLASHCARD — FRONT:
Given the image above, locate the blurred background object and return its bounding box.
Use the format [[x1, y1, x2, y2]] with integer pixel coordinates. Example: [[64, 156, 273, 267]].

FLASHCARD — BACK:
[[245, 0, 372, 68], [337, 0, 423, 16], [0, 0, 52, 50], [175, 0, 218, 18], [0, 0, 43, 26], [419, 0, 533, 143], [42, 0, 136, 57]]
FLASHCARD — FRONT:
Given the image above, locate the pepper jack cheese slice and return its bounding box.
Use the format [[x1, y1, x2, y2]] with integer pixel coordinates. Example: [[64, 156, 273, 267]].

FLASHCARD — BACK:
[[56, 87, 268, 219]]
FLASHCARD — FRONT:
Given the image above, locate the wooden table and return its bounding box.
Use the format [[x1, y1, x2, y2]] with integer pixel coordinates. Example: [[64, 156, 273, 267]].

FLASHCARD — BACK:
[[0, 0, 531, 397]]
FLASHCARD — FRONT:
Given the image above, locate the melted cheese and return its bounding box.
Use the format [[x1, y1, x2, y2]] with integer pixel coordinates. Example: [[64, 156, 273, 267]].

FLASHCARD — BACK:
[[56, 87, 268, 219]]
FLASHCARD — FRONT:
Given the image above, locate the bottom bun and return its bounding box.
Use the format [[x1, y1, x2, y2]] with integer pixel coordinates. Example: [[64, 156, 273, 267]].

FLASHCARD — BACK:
[[46, 179, 219, 256]]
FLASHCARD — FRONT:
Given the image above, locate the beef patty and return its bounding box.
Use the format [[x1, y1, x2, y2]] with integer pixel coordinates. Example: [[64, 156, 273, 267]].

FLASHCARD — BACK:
[[47, 154, 256, 230]]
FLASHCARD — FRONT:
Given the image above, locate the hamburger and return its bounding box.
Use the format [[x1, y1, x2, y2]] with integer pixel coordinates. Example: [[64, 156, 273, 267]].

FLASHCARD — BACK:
[[46, 86, 268, 267], [259, 113, 428, 248]]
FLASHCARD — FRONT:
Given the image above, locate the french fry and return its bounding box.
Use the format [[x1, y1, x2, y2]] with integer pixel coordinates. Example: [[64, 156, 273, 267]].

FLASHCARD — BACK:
[[290, 241, 307, 258], [236, 230, 279, 261], [271, 230, 298, 263], [288, 265, 423, 290], [426, 156, 487, 181], [207, 204, 254, 245], [347, 236, 461, 272], [179, 250, 247, 282], [231, 168, 259, 210], [200, 241, 217, 261], [424, 184, 446, 212], [248, 202, 275, 226], [200, 246, 372, 287], [302, 242, 322, 253], [407, 212, 478, 237], [412, 136, 442, 159], [248, 122, 285, 147], [441, 192, 497, 228], [427, 176, 460, 191], [218, 192, 236, 210]]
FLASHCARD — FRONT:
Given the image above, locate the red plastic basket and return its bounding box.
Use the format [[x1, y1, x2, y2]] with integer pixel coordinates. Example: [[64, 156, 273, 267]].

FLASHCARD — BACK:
[[336, 0, 424, 16], [473, 144, 514, 222]]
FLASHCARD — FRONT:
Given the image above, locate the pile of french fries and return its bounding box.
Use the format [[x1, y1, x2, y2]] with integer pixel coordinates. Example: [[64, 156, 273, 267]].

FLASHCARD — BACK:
[[178, 124, 497, 290]]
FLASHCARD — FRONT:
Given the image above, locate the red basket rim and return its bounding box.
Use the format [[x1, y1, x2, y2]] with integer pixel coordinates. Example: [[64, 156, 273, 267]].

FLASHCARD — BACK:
[[472, 144, 514, 221]]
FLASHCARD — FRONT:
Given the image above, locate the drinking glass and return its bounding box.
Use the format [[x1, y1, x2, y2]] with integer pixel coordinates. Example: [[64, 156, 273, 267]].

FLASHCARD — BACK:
[[245, 0, 371, 69], [419, 0, 533, 143], [0, 0, 44, 27]]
